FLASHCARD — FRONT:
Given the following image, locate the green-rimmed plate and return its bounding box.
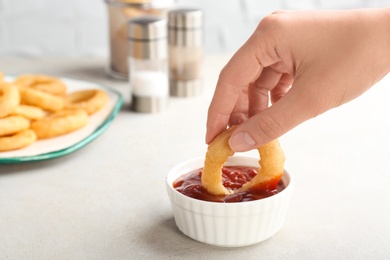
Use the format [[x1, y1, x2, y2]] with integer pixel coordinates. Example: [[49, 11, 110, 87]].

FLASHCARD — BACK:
[[0, 76, 123, 164]]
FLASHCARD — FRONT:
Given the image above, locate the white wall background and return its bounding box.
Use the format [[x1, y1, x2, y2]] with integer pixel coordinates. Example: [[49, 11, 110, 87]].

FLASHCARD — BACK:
[[0, 0, 389, 57]]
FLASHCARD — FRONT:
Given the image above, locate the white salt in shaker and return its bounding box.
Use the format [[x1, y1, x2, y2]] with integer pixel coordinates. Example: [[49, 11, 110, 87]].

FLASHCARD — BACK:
[[128, 16, 168, 113]]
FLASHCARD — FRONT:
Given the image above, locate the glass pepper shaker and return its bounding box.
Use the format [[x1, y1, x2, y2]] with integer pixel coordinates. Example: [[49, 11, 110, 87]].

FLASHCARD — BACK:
[[168, 8, 204, 97], [128, 16, 169, 113]]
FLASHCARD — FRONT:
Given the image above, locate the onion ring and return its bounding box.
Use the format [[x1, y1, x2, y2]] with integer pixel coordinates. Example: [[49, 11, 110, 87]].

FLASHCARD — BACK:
[[30, 109, 88, 139], [14, 74, 67, 95], [201, 127, 285, 196], [11, 105, 46, 120], [0, 129, 36, 152], [65, 89, 109, 115], [19, 87, 65, 112], [0, 83, 20, 118], [0, 115, 30, 137], [240, 139, 285, 192]]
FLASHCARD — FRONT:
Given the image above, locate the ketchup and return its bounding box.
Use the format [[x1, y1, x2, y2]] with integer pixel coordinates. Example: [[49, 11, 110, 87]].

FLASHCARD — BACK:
[[173, 166, 285, 203]]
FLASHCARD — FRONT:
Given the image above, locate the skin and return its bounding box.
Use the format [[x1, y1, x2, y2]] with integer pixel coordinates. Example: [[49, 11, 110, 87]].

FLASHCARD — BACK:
[[206, 9, 390, 152]]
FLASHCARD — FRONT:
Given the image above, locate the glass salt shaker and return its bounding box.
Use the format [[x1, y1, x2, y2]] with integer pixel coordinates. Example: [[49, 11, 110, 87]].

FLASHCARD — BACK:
[[168, 8, 203, 97], [128, 16, 168, 113]]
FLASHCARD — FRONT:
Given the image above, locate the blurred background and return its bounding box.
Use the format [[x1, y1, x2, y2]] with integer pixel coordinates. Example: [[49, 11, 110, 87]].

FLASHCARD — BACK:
[[0, 0, 388, 57]]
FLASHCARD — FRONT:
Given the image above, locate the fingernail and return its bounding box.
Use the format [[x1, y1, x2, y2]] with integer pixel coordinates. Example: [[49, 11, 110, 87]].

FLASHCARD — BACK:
[[229, 132, 256, 152]]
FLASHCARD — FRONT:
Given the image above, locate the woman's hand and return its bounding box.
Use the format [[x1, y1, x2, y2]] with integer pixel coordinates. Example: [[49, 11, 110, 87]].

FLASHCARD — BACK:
[[206, 8, 390, 151]]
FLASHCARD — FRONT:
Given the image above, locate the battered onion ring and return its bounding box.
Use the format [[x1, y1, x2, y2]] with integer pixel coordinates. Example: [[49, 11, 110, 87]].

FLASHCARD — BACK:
[[14, 74, 67, 95], [0, 129, 36, 152], [11, 105, 46, 120], [19, 87, 65, 112], [201, 127, 285, 196], [0, 116, 30, 137], [65, 89, 109, 115], [30, 109, 88, 139], [0, 83, 20, 118]]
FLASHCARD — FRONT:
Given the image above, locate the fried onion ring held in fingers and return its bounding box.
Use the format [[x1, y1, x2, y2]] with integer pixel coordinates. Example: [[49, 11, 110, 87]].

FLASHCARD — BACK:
[[14, 74, 67, 95], [0, 83, 20, 118], [0, 116, 30, 136], [11, 105, 46, 120], [30, 109, 88, 139], [201, 127, 285, 196], [0, 129, 36, 152], [65, 89, 109, 115], [19, 87, 64, 112]]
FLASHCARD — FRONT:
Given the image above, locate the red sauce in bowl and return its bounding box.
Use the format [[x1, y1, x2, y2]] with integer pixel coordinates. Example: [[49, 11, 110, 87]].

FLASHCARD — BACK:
[[173, 166, 285, 203]]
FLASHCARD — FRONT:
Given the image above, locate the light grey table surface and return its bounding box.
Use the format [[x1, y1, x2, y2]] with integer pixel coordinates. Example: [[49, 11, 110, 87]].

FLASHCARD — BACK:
[[1, 56, 390, 260]]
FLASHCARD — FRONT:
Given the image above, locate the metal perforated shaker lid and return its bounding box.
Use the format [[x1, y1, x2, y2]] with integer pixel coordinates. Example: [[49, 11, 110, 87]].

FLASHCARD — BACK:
[[168, 8, 203, 29], [128, 16, 167, 59], [128, 16, 167, 40]]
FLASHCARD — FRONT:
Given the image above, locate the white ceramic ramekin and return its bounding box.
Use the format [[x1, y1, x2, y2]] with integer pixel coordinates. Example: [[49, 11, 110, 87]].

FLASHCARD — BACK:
[[166, 155, 293, 247]]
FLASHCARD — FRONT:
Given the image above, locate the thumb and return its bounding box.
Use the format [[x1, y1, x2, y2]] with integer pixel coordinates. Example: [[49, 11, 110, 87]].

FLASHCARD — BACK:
[[229, 87, 316, 152]]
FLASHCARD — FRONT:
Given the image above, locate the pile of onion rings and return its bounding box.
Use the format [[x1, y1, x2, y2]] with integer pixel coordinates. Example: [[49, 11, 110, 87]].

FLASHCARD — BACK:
[[201, 126, 285, 196], [0, 73, 109, 152]]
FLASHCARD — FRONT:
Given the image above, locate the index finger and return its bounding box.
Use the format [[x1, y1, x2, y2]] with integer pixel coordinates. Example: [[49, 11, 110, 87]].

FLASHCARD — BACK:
[[206, 31, 280, 143]]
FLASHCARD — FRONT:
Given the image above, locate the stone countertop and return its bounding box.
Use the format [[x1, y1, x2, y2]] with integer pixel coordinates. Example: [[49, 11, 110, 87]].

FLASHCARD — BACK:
[[1, 56, 390, 259]]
